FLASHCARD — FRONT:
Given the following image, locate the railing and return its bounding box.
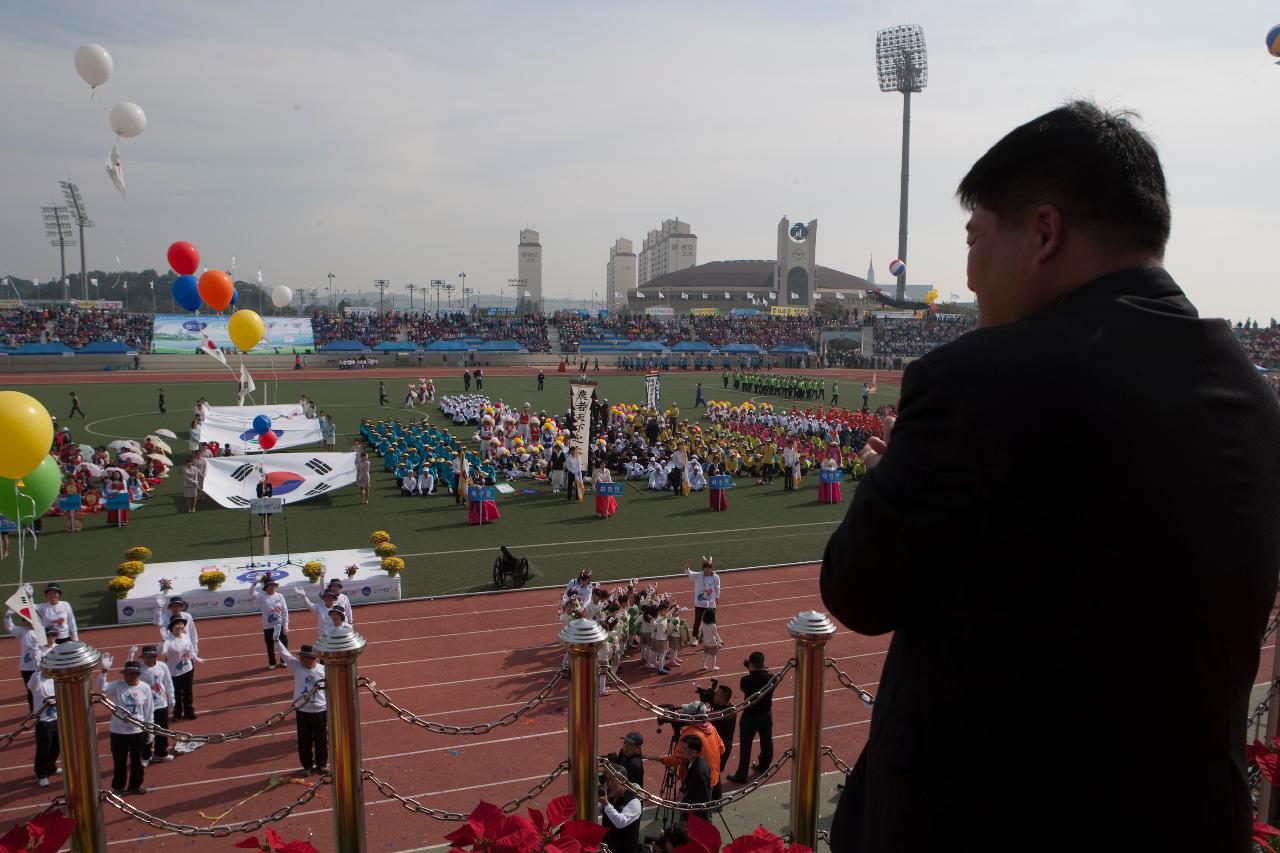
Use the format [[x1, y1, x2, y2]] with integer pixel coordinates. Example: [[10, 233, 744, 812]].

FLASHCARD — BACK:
[[30, 609, 874, 851]]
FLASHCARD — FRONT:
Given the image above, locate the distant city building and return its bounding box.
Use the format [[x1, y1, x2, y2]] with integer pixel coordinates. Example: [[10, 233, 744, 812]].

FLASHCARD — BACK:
[[517, 229, 542, 314], [867, 256, 876, 285], [637, 219, 697, 286], [606, 238, 636, 313]]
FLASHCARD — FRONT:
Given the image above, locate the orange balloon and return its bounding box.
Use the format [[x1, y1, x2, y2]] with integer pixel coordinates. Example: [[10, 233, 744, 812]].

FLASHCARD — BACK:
[[197, 270, 234, 311]]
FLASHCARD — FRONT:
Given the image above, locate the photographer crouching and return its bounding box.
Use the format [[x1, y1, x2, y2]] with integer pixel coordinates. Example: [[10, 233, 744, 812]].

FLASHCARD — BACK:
[[642, 698, 724, 823], [599, 762, 643, 853]]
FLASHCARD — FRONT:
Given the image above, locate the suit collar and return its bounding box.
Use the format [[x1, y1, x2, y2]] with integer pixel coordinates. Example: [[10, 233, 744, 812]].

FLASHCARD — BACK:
[[1059, 265, 1197, 317]]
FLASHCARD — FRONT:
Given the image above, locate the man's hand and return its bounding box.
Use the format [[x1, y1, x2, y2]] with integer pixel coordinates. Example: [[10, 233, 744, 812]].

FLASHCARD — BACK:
[[101, 652, 114, 670], [861, 415, 896, 471], [128, 645, 138, 660]]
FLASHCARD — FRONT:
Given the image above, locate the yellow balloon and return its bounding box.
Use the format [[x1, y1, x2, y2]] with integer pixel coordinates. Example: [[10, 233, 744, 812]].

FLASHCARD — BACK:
[[227, 310, 265, 352], [0, 391, 54, 479]]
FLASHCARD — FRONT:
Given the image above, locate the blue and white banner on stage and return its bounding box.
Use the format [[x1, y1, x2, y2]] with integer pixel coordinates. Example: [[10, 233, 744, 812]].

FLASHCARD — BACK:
[[199, 404, 322, 453], [114, 548, 400, 624], [202, 452, 357, 508]]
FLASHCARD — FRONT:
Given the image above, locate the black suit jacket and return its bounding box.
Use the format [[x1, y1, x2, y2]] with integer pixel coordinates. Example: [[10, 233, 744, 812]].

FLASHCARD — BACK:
[[681, 755, 712, 807], [821, 267, 1280, 853]]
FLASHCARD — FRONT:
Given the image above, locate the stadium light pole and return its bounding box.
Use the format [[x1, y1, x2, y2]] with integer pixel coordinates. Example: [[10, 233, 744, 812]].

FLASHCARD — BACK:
[[506, 277, 526, 313], [429, 280, 444, 315], [405, 283, 417, 312], [328, 272, 335, 308], [42, 206, 75, 286], [373, 279, 390, 315], [59, 181, 93, 300], [875, 24, 927, 304], [458, 271, 467, 303], [441, 282, 455, 311]]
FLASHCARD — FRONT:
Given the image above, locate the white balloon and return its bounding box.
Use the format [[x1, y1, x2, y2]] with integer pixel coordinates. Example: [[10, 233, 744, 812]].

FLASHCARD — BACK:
[[271, 286, 293, 308], [108, 102, 146, 138], [74, 44, 113, 89]]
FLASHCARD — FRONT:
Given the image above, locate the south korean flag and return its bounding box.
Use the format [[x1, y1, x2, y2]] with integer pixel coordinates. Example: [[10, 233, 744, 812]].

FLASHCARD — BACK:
[[201, 452, 358, 509]]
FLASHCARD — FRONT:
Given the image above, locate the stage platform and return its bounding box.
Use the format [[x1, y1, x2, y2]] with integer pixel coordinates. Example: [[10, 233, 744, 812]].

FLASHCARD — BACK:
[[115, 547, 401, 624]]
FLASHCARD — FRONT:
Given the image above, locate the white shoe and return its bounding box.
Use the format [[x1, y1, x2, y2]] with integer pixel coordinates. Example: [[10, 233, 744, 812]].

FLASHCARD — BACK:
[[141, 759, 150, 768], [158, 754, 174, 762], [36, 777, 48, 788]]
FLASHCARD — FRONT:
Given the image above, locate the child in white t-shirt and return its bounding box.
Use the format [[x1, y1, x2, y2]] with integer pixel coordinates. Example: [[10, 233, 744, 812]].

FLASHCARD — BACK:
[[697, 610, 724, 671]]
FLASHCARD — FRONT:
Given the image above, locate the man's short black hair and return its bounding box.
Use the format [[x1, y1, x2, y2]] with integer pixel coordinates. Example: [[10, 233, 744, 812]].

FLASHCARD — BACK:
[[956, 100, 1170, 255], [681, 735, 703, 753]]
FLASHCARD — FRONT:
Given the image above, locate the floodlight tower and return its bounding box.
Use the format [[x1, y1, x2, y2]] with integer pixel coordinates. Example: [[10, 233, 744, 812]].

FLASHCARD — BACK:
[[875, 24, 928, 303], [373, 279, 391, 314], [406, 283, 417, 312], [59, 181, 93, 300], [42, 206, 75, 286]]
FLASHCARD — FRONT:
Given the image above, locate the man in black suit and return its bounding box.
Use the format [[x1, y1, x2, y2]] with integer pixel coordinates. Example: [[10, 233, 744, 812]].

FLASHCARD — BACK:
[[678, 735, 712, 823], [821, 101, 1280, 853]]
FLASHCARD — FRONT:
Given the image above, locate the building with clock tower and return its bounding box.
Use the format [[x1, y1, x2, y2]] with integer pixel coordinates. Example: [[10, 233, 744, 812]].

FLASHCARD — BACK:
[[775, 216, 817, 307]]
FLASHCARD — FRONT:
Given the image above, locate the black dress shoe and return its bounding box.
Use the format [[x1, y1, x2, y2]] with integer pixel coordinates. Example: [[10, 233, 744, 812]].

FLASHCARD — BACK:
[[725, 774, 748, 784]]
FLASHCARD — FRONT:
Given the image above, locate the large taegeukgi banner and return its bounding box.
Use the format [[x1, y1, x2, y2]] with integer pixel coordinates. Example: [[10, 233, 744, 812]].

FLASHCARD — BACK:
[[202, 452, 357, 508], [153, 314, 314, 354]]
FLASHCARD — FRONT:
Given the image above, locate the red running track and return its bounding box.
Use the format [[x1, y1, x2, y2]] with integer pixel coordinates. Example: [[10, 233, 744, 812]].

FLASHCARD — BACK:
[[0, 563, 1267, 851], [0, 564, 886, 851]]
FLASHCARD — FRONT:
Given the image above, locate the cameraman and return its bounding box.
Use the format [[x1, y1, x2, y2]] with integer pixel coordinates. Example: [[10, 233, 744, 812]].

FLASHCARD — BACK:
[[599, 763, 642, 853], [604, 731, 646, 787], [643, 702, 724, 795], [727, 651, 773, 784], [707, 684, 736, 797], [677, 735, 713, 822]]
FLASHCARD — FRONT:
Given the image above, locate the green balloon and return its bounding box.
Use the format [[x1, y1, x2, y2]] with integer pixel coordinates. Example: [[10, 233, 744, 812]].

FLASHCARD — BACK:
[[0, 455, 61, 524]]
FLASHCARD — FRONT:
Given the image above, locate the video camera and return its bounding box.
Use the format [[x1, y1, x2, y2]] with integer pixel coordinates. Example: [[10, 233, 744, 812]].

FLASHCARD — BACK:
[[692, 677, 718, 706]]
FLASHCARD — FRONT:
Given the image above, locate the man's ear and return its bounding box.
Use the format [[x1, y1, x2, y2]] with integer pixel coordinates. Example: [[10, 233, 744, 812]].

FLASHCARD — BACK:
[[1030, 204, 1065, 267]]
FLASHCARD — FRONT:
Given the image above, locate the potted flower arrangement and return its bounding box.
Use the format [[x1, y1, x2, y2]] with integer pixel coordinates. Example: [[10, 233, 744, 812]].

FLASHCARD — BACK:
[[125, 546, 153, 562], [158, 577, 174, 593], [107, 576, 134, 599], [117, 560, 145, 579], [374, 541, 397, 558], [302, 561, 325, 583], [370, 530, 390, 545], [345, 564, 359, 579], [381, 556, 404, 576], [199, 569, 227, 591]]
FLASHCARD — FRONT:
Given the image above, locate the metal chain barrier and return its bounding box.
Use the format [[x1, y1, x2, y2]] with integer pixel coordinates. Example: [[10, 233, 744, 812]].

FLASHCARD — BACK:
[[824, 659, 875, 709], [0, 700, 52, 750], [99, 775, 329, 838], [599, 749, 794, 813], [1265, 610, 1280, 645], [820, 745, 853, 775], [603, 660, 795, 724], [818, 829, 832, 847], [1249, 678, 1280, 734], [91, 682, 323, 745], [358, 669, 566, 735], [363, 760, 570, 820]]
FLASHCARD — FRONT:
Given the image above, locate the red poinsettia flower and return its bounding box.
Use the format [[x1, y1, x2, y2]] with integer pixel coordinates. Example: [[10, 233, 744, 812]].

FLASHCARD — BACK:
[[555, 819, 607, 853], [1249, 740, 1280, 786], [675, 815, 722, 853], [1253, 820, 1280, 849], [720, 826, 812, 853], [444, 801, 541, 853], [0, 812, 78, 853]]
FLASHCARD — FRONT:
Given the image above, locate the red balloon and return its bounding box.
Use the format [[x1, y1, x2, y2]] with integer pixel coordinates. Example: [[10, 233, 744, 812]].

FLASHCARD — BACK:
[[197, 270, 234, 311], [258, 431, 278, 450], [167, 241, 200, 276]]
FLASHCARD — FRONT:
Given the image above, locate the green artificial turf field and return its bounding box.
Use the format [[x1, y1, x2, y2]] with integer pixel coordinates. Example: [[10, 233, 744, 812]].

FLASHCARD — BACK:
[[9, 370, 898, 627]]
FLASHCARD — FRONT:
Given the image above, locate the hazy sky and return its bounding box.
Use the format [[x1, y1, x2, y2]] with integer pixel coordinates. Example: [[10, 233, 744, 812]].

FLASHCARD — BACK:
[[1, 1, 1276, 319]]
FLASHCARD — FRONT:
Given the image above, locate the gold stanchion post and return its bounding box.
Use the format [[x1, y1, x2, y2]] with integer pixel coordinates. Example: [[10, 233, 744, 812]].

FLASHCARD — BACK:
[[316, 626, 367, 853], [560, 617, 607, 821], [43, 641, 106, 853], [788, 611, 836, 848]]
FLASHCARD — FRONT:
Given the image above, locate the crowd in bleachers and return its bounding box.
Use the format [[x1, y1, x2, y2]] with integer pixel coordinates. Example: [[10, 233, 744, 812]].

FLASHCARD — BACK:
[[49, 306, 154, 350], [0, 308, 50, 348], [868, 314, 978, 357], [1235, 320, 1280, 369], [403, 312, 551, 352], [310, 311, 403, 347], [0, 306, 154, 350], [554, 312, 832, 353]]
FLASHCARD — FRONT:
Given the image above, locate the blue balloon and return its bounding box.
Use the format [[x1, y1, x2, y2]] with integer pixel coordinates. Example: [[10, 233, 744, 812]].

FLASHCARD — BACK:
[[172, 275, 201, 312], [252, 415, 272, 436], [230, 287, 239, 306]]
